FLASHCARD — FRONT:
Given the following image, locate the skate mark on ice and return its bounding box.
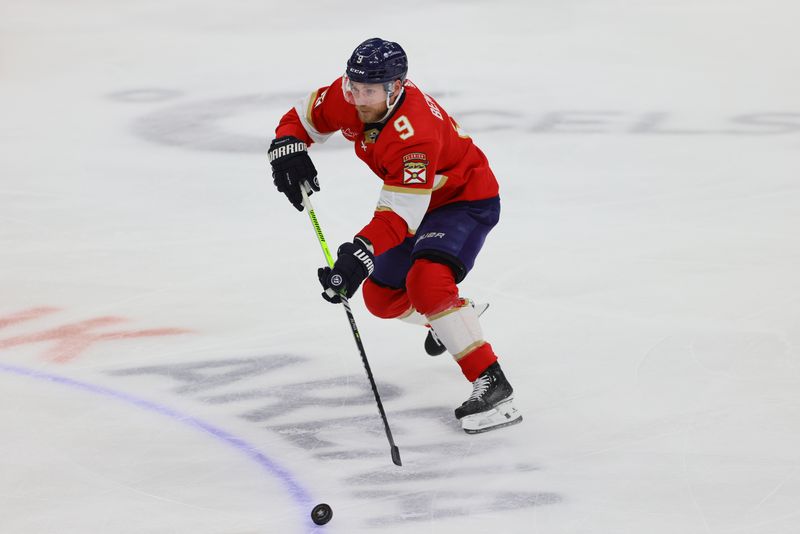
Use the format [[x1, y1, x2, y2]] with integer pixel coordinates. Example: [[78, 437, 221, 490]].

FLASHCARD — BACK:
[[351, 489, 562, 525], [344, 461, 540, 484]]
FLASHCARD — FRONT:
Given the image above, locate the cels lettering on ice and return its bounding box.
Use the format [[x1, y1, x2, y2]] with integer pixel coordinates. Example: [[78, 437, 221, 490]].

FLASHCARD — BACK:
[[267, 37, 522, 438]]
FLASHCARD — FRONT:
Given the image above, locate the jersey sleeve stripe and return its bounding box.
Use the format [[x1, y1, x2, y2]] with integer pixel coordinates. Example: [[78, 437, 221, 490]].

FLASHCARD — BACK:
[[376, 187, 432, 234], [374, 206, 419, 235], [305, 90, 318, 125], [293, 91, 333, 144]]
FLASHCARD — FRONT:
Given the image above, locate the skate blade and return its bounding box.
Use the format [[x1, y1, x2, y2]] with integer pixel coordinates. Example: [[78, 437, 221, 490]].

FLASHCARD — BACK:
[[461, 398, 523, 434], [464, 415, 523, 434]]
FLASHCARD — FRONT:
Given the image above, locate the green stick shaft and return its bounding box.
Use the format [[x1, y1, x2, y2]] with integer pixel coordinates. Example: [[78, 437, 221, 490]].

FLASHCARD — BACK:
[[305, 202, 335, 269], [299, 187, 402, 466]]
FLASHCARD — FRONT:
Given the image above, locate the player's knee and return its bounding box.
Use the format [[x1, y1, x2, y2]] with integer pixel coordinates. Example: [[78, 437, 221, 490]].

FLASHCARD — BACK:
[[406, 259, 459, 316], [362, 278, 411, 319]]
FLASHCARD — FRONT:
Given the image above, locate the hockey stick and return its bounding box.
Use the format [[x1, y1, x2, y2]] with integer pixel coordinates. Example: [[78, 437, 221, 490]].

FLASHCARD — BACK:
[[300, 186, 402, 467]]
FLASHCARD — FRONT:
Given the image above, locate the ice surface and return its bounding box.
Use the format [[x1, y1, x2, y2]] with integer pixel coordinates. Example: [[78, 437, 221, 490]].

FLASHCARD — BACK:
[[1, 1, 799, 532]]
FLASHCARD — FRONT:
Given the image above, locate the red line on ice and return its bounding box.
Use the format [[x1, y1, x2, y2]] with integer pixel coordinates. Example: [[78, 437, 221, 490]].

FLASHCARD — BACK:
[[0, 313, 191, 363], [0, 307, 60, 330]]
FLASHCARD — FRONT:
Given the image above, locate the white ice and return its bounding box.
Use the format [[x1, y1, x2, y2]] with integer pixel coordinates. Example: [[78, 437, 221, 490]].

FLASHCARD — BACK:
[[2, 1, 800, 532]]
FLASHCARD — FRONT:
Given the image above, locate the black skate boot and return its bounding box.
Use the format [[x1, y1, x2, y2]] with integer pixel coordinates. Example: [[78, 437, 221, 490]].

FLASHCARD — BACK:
[[424, 301, 490, 357], [455, 362, 522, 434]]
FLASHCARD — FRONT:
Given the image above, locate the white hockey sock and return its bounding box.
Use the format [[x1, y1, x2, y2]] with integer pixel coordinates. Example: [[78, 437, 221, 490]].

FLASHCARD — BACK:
[[398, 308, 429, 327], [427, 300, 485, 359]]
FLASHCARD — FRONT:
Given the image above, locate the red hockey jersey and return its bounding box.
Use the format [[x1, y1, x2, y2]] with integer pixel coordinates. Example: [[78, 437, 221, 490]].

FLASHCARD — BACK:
[[275, 77, 499, 256]]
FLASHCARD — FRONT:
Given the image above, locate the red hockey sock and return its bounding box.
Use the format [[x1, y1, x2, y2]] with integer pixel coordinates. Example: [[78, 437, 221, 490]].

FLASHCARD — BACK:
[[456, 342, 498, 382]]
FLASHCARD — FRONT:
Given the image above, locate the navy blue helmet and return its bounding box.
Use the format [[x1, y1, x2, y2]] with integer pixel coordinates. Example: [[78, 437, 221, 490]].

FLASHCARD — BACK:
[[345, 38, 408, 84]]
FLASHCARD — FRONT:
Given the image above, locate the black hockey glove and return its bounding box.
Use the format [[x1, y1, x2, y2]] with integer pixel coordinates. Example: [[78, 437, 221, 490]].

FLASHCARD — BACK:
[[268, 136, 319, 211], [317, 239, 375, 303]]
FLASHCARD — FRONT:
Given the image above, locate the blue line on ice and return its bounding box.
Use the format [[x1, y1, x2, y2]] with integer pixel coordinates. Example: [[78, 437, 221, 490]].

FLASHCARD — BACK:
[[0, 362, 315, 529]]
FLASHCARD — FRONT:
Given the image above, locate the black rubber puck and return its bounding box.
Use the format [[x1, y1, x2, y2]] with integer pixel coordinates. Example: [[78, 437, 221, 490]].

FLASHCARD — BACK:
[[311, 503, 332, 525]]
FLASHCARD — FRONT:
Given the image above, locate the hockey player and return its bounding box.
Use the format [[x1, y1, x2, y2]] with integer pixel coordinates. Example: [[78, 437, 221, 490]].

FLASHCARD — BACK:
[[267, 38, 522, 434]]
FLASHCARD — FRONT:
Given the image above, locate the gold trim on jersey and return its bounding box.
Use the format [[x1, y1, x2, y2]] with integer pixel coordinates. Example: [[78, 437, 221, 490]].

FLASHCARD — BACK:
[[432, 174, 448, 191], [376, 183, 432, 235], [305, 90, 319, 130], [382, 184, 432, 195]]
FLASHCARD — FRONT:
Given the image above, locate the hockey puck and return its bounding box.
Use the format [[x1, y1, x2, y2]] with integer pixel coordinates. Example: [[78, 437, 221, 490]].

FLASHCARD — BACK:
[[311, 503, 332, 525]]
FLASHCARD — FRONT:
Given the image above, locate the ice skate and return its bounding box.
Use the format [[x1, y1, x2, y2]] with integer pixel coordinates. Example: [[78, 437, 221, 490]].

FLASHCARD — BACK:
[[455, 362, 522, 434], [425, 301, 490, 356]]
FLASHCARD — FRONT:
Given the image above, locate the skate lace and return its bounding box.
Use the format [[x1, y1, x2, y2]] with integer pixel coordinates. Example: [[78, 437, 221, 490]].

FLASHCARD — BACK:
[[467, 375, 491, 402]]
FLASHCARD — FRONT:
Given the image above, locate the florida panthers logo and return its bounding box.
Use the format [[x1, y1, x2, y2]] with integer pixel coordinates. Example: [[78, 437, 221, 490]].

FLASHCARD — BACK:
[[402, 152, 428, 184]]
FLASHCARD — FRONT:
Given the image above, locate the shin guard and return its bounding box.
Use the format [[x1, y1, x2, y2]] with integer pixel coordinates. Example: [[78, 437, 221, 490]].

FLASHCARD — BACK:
[[428, 301, 498, 381]]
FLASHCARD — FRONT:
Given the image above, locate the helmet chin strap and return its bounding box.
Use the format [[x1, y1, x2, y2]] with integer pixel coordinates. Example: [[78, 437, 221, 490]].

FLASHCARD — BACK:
[[377, 84, 405, 123]]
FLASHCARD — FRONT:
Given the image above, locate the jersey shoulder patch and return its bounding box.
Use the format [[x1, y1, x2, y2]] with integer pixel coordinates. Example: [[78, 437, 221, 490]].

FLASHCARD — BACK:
[[402, 152, 429, 185]]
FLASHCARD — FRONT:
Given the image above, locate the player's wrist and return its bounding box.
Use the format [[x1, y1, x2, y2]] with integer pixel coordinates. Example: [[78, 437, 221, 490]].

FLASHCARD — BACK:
[[354, 236, 374, 254]]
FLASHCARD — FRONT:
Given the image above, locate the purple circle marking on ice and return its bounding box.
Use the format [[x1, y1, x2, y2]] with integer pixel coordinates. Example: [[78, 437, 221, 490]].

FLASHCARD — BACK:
[[0, 362, 316, 529]]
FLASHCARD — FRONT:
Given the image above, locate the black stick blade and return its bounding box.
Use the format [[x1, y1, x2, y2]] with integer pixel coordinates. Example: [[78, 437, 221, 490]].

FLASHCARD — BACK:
[[391, 445, 402, 466]]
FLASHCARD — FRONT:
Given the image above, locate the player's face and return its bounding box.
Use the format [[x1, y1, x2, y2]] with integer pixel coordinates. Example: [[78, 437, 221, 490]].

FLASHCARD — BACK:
[[343, 77, 400, 123], [355, 101, 387, 123], [345, 80, 387, 106]]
